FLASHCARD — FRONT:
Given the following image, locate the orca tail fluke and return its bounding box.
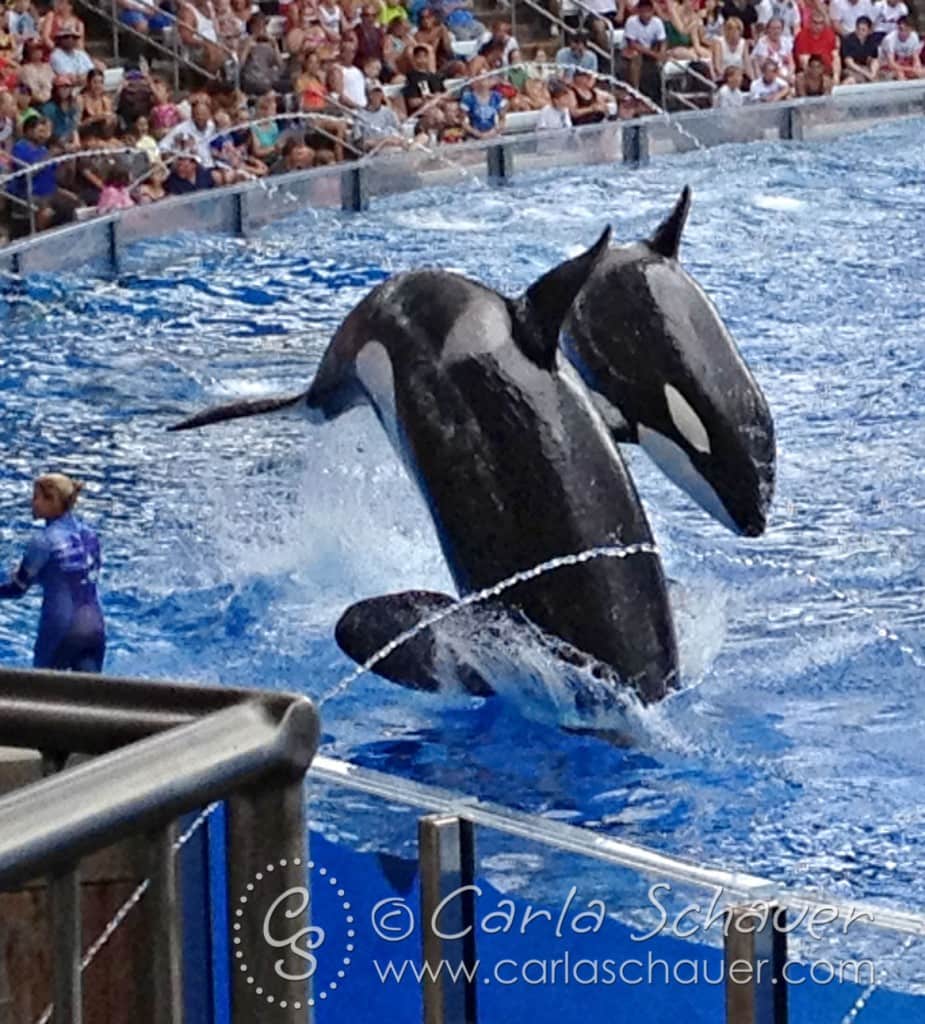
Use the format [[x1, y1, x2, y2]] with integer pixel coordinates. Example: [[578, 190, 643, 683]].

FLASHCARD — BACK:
[[167, 391, 308, 432], [335, 590, 495, 697]]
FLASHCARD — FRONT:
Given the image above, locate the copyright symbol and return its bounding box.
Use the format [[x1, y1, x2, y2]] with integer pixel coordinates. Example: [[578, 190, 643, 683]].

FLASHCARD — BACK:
[[371, 898, 415, 942]]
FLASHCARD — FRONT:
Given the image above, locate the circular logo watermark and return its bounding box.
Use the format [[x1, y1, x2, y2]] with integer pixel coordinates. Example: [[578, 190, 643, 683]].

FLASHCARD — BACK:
[[233, 857, 356, 1009]]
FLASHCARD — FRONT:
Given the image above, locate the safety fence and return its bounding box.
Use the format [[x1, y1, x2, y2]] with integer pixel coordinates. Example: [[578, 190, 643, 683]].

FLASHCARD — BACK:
[[1, 77, 923, 276], [0, 666, 923, 1023]]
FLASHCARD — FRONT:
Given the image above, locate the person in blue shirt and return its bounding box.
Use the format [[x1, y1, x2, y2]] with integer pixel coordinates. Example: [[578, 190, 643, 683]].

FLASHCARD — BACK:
[[5, 114, 77, 234], [0, 474, 106, 672], [460, 76, 505, 138]]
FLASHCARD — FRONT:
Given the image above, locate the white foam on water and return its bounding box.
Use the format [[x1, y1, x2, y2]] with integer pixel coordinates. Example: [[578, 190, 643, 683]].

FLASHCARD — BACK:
[[751, 194, 806, 212]]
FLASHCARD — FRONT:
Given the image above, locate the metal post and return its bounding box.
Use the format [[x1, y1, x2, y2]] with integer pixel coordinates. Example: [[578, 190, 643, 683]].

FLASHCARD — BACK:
[[340, 165, 368, 211], [141, 824, 183, 1024], [780, 107, 803, 141], [50, 866, 82, 1024], [622, 122, 649, 166], [225, 778, 310, 1023], [486, 144, 512, 185], [725, 904, 788, 1024], [111, 0, 119, 62], [510, 0, 516, 53], [419, 815, 477, 1024], [172, 27, 180, 93], [25, 167, 35, 237]]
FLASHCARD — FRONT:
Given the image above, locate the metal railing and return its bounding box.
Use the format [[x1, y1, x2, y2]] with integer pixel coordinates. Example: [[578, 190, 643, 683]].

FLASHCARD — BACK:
[[0, 666, 319, 1024], [2, 80, 924, 269], [310, 754, 925, 1024], [76, 0, 240, 91]]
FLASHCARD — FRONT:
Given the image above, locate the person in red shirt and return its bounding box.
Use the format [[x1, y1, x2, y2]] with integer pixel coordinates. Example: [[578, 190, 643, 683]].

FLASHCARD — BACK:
[[794, 11, 842, 78]]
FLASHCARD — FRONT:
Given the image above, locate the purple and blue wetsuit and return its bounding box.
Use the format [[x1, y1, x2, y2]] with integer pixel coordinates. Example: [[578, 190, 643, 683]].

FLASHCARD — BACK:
[[0, 513, 106, 671]]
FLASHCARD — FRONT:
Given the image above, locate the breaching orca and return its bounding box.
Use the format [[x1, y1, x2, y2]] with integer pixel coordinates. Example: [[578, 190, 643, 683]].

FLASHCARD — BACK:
[[170, 229, 680, 705], [562, 186, 775, 537]]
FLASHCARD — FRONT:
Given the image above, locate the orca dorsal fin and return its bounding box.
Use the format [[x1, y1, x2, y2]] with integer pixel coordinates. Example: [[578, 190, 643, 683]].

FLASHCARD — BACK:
[[510, 226, 611, 370], [647, 186, 692, 259]]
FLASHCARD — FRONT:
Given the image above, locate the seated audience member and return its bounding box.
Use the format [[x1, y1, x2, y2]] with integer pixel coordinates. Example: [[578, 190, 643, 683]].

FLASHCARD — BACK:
[[354, 80, 406, 150], [752, 17, 795, 80], [569, 67, 609, 123], [135, 160, 168, 201], [872, 0, 907, 44], [702, 0, 725, 41], [40, 0, 85, 52], [297, 51, 330, 110], [49, 26, 94, 77], [8, 0, 38, 49], [177, 0, 226, 74], [329, 37, 368, 109], [159, 95, 215, 164], [116, 0, 173, 34], [413, 7, 454, 72], [477, 19, 519, 62], [536, 77, 573, 129], [554, 31, 599, 74], [0, 89, 16, 167], [131, 114, 160, 164], [116, 68, 156, 127], [378, 0, 408, 25], [19, 39, 54, 104], [796, 51, 833, 92], [841, 14, 880, 80], [149, 75, 181, 134], [622, 0, 667, 96], [794, 10, 841, 81], [768, 0, 801, 35], [213, 0, 244, 51], [460, 73, 505, 139], [384, 17, 414, 75], [830, 0, 876, 38], [97, 165, 135, 213], [715, 63, 746, 103], [879, 16, 925, 78], [721, 0, 758, 38], [712, 16, 751, 82], [6, 113, 78, 233], [81, 68, 117, 133], [40, 73, 80, 147], [748, 55, 791, 99], [663, 0, 713, 61], [211, 107, 268, 177], [240, 15, 285, 95], [270, 134, 316, 172], [355, 3, 385, 64], [401, 43, 445, 116], [317, 0, 343, 42], [248, 90, 282, 162], [581, 0, 624, 53], [164, 149, 220, 192]]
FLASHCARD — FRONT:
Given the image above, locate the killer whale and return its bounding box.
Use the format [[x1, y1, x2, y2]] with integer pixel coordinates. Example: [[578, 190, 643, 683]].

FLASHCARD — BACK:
[[171, 229, 680, 705], [167, 188, 775, 707], [562, 187, 776, 537]]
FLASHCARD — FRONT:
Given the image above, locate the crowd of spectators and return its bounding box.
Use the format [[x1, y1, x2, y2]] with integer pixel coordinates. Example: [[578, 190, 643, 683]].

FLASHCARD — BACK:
[[0, 0, 921, 236]]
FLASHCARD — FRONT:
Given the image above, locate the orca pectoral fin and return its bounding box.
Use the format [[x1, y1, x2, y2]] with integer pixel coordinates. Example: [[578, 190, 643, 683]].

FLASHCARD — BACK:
[[167, 391, 308, 432], [335, 591, 495, 697]]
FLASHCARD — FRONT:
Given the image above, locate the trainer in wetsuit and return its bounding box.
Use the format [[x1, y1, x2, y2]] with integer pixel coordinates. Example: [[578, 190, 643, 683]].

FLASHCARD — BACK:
[[0, 473, 106, 672]]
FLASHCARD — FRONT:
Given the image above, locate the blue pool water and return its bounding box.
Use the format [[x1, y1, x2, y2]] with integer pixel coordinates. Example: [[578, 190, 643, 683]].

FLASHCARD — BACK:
[[1, 116, 924, 938]]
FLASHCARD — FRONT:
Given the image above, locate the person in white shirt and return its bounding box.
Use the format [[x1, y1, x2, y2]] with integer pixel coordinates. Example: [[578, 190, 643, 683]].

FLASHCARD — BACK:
[[715, 64, 745, 104], [879, 15, 925, 77], [621, 0, 666, 95], [536, 80, 574, 129], [830, 0, 877, 37], [477, 18, 520, 63], [770, 0, 801, 35], [49, 27, 95, 77], [158, 96, 216, 166], [872, 0, 908, 41], [752, 17, 795, 80], [748, 56, 791, 99]]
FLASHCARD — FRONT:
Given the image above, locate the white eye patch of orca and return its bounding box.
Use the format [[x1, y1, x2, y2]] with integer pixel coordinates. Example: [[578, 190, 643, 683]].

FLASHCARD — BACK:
[[440, 298, 511, 366], [664, 383, 711, 455], [638, 426, 738, 534]]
